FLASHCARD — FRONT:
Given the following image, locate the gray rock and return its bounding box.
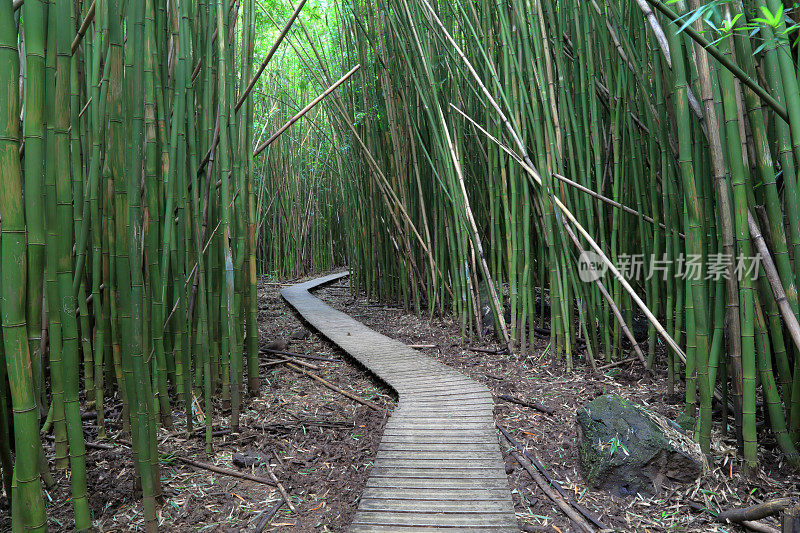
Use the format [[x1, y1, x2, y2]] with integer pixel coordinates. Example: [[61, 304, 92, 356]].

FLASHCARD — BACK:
[[289, 328, 310, 340], [576, 394, 707, 496], [478, 282, 510, 337], [263, 338, 288, 351], [232, 452, 269, 468]]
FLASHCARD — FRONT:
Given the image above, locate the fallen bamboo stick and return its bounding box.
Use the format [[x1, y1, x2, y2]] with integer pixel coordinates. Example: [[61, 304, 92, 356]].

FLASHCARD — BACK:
[[84, 439, 277, 486], [253, 498, 285, 533], [466, 346, 506, 354], [260, 347, 339, 362], [562, 222, 649, 371], [71, 0, 96, 54], [261, 357, 320, 370], [447, 102, 689, 371], [717, 498, 796, 524], [496, 394, 554, 415], [509, 449, 594, 533], [643, 0, 789, 123], [197, 0, 310, 174], [498, 425, 608, 530], [264, 463, 296, 513], [686, 500, 780, 533], [748, 211, 800, 358], [553, 172, 682, 237], [596, 356, 638, 371], [740, 521, 780, 533], [285, 363, 382, 411], [235, 0, 309, 112], [175, 456, 277, 486]]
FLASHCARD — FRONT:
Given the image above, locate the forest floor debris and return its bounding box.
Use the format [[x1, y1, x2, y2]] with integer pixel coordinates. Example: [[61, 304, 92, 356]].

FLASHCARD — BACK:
[[5, 272, 797, 532], [317, 277, 798, 533], [2, 274, 393, 532]]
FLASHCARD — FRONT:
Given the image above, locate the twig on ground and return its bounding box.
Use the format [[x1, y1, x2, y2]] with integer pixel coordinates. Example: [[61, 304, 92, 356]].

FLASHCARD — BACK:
[[496, 393, 554, 414], [498, 425, 608, 530], [260, 347, 339, 362], [285, 362, 382, 411], [509, 448, 594, 533], [717, 498, 796, 525], [262, 357, 320, 370], [84, 439, 277, 486], [264, 462, 297, 512], [84, 441, 114, 451], [686, 499, 781, 533], [253, 498, 284, 533], [466, 346, 506, 354], [740, 521, 781, 533], [596, 356, 639, 371], [174, 456, 277, 486], [252, 419, 353, 432]]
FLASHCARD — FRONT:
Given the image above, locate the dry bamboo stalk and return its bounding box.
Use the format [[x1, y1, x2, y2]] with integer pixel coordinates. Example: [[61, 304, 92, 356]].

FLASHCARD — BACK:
[[253, 65, 361, 157], [83, 440, 277, 486], [748, 211, 800, 355], [562, 222, 649, 370], [235, 0, 309, 112], [449, 103, 689, 368], [436, 102, 511, 348], [263, 463, 297, 513], [70, 0, 96, 54], [509, 449, 594, 532], [718, 498, 796, 524]]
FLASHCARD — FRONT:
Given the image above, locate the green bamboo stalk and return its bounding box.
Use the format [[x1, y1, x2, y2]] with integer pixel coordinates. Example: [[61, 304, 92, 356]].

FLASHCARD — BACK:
[[22, 0, 47, 415], [54, 1, 90, 527], [0, 5, 48, 528]]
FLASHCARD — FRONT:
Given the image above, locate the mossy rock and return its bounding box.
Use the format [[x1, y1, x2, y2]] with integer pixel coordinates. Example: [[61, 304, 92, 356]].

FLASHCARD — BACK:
[[576, 394, 707, 496]]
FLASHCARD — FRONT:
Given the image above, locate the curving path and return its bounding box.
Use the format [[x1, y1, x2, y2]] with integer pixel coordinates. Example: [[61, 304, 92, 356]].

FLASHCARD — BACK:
[[281, 272, 518, 532]]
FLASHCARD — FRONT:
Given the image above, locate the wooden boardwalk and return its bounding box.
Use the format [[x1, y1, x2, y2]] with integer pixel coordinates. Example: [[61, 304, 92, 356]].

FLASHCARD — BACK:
[[282, 272, 518, 532]]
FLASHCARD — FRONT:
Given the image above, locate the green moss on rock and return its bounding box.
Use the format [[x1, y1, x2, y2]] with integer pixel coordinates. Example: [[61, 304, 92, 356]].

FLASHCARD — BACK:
[[576, 394, 707, 496]]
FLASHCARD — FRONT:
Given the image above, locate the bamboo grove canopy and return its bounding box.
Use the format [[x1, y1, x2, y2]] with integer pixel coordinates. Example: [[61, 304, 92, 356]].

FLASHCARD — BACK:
[[2, 0, 800, 530], [326, 0, 800, 480]]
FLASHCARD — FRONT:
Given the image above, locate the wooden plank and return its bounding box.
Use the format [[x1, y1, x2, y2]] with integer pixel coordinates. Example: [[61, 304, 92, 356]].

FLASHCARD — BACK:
[[393, 406, 494, 414], [383, 426, 496, 434], [364, 477, 512, 490], [373, 459, 507, 470], [377, 450, 502, 460], [351, 511, 518, 527], [361, 486, 513, 500], [378, 440, 500, 454], [385, 420, 493, 428], [357, 498, 515, 513], [389, 412, 492, 419], [396, 372, 472, 378], [369, 467, 508, 478], [397, 403, 494, 410], [382, 426, 497, 434], [349, 526, 518, 533], [401, 389, 492, 397], [400, 383, 492, 397], [402, 384, 485, 393]]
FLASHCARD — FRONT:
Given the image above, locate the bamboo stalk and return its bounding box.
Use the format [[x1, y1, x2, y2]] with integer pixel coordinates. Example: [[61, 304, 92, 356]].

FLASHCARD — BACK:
[[253, 64, 361, 157]]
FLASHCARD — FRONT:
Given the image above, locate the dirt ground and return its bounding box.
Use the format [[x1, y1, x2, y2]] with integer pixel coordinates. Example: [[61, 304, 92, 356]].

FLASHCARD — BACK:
[[314, 277, 797, 533], [3, 274, 394, 532], [3, 272, 796, 532]]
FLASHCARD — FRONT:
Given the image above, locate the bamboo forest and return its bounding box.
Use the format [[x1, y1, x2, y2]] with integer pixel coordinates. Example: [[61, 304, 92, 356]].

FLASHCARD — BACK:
[[2, 0, 800, 530]]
